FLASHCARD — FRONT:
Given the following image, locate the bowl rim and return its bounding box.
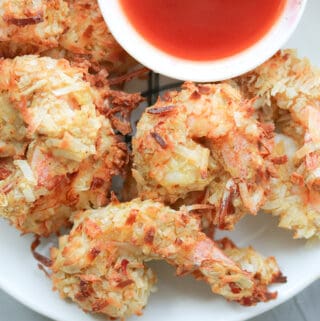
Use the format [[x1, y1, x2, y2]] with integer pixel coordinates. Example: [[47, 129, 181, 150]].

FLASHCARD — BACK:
[[98, 0, 307, 82]]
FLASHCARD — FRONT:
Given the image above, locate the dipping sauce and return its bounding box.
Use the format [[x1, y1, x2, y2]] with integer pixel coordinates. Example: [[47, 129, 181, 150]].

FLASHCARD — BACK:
[[120, 0, 287, 61]]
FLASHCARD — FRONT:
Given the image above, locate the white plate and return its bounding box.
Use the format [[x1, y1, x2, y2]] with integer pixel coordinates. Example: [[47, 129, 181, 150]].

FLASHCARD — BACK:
[[0, 1, 320, 321]]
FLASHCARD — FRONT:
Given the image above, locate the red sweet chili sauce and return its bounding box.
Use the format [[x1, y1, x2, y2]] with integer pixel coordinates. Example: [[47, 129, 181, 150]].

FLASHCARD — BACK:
[[119, 0, 287, 61]]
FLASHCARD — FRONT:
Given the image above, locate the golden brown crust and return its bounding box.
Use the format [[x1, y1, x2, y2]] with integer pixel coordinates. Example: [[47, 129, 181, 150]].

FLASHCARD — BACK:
[[0, 0, 135, 73], [235, 49, 320, 194], [235, 50, 320, 238], [0, 0, 68, 56], [0, 55, 127, 236], [262, 134, 320, 238], [217, 237, 286, 287], [57, 0, 135, 73], [133, 82, 276, 229], [51, 199, 281, 318]]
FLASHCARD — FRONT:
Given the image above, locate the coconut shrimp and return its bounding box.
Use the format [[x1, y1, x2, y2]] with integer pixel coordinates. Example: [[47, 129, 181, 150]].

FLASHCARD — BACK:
[[133, 82, 276, 229], [0, 55, 128, 236], [235, 50, 320, 195], [50, 199, 283, 319], [46, 0, 135, 74], [0, 0, 68, 57], [261, 134, 320, 239]]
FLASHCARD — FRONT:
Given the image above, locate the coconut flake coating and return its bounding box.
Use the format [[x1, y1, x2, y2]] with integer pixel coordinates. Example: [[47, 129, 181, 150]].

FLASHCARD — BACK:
[[133, 82, 275, 229], [0, 55, 127, 236], [262, 134, 320, 239], [56, 0, 135, 73], [235, 49, 320, 196], [0, 0, 68, 57], [217, 238, 285, 286], [0, 0, 134, 73], [51, 199, 283, 318]]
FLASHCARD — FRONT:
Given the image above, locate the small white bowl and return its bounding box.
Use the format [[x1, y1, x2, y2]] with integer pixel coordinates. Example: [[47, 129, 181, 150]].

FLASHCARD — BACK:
[[98, 0, 307, 82]]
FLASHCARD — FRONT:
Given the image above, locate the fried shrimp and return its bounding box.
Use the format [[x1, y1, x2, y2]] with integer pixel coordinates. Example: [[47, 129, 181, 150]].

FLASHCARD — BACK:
[[0, 55, 127, 236], [47, 0, 135, 73], [262, 134, 320, 239], [235, 50, 320, 195], [133, 82, 275, 229], [0, 0, 68, 57], [50, 199, 282, 318]]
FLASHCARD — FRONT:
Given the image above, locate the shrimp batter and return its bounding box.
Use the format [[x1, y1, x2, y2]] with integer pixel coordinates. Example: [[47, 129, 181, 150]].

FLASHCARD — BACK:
[[133, 82, 276, 229], [234, 50, 320, 238], [51, 199, 284, 318], [217, 238, 286, 286], [235, 49, 320, 195], [0, 0, 68, 57], [0, 0, 134, 73], [57, 0, 135, 73], [262, 134, 320, 238], [0, 55, 127, 236]]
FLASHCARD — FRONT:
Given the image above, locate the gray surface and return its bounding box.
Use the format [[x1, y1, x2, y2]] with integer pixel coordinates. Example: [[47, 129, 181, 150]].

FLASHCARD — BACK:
[[0, 280, 319, 321]]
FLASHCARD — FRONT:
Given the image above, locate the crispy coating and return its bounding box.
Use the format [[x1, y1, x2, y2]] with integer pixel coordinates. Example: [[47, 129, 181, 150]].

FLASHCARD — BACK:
[[0, 55, 127, 236], [262, 134, 320, 239], [133, 82, 275, 229], [235, 50, 320, 195], [0, 0, 134, 73], [56, 0, 135, 73], [0, 0, 68, 57], [51, 199, 281, 318], [217, 238, 286, 286]]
